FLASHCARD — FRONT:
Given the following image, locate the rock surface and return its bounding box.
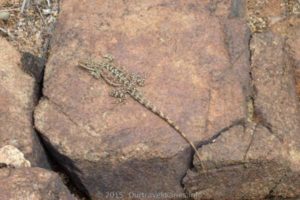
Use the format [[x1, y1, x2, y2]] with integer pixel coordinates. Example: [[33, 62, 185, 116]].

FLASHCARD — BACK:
[[0, 0, 8, 6], [0, 167, 76, 200], [287, 17, 300, 104], [0, 38, 48, 168], [0, 145, 31, 167], [251, 31, 300, 158], [183, 1, 300, 199], [34, 0, 250, 198]]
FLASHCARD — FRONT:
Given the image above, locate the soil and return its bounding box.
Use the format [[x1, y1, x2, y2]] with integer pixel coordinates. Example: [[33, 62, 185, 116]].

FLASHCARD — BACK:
[[0, 0, 59, 58]]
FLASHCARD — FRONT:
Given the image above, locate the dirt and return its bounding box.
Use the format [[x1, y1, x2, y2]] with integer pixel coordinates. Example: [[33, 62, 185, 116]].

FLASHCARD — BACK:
[[0, 0, 59, 58]]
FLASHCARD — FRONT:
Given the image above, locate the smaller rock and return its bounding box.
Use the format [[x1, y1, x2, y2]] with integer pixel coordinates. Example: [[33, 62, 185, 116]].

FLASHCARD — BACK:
[[0, 167, 76, 200], [42, 9, 52, 15], [0, 145, 31, 168], [0, 11, 10, 21]]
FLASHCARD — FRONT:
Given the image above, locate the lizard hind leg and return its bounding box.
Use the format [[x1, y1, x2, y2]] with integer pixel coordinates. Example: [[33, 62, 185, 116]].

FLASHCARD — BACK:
[[109, 88, 128, 103]]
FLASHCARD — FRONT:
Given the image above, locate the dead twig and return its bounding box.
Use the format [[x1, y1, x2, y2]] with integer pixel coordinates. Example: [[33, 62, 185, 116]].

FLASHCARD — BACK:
[[0, 27, 14, 39], [46, 0, 51, 7], [21, 0, 30, 13], [35, 4, 46, 25], [0, 8, 20, 12]]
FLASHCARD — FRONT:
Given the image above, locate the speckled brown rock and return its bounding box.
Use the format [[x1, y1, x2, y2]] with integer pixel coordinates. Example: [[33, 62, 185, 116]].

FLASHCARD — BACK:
[[0, 38, 48, 168], [0, 167, 76, 200], [251, 31, 300, 198], [246, 0, 300, 59], [183, 124, 293, 199], [34, 0, 250, 198], [183, 24, 300, 200], [287, 17, 300, 103]]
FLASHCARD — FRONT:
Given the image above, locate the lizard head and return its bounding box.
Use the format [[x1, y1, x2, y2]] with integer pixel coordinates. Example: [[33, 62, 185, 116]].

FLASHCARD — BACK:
[[78, 60, 101, 78]]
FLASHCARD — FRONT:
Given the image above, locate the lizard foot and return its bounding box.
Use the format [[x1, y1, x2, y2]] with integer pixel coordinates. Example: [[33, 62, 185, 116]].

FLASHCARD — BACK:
[[109, 88, 128, 104]]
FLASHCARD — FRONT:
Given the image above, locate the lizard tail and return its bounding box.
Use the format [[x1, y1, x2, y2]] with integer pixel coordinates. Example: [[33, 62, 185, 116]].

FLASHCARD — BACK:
[[164, 116, 206, 171], [137, 97, 206, 170]]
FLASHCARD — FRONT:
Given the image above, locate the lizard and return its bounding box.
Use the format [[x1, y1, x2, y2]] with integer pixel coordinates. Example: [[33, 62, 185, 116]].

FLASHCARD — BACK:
[[78, 55, 205, 169]]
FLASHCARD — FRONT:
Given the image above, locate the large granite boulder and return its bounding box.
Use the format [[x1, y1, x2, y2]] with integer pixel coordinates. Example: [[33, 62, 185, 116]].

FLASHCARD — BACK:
[[34, 0, 250, 198], [0, 167, 76, 200], [0, 38, 48, 168]]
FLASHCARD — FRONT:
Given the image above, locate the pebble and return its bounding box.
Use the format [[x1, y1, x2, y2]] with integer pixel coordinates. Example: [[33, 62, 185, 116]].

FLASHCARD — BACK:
[[43, 9, 52, 15], [0, 11, 10, 21]]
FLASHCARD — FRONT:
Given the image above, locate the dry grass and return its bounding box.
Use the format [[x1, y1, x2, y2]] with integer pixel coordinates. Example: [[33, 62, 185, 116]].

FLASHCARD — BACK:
[[0, 0, 59, 57]]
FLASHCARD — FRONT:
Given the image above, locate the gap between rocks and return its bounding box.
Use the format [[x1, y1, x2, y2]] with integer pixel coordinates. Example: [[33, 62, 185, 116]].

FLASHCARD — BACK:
[[4, 1, 91, 198], [196, 119, 246, 149], [21, 46, 91, 200]]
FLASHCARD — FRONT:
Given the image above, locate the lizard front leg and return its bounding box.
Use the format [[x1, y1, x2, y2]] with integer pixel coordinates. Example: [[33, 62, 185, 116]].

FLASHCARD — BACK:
[[129, 72, 145, 87]]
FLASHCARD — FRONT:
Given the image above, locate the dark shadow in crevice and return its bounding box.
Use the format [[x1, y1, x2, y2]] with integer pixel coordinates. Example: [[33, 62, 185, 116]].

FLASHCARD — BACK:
[[21, 52, 90, 199], [196, 119, 245, 149], [21, 52, 45, 105], [35, 131, 91, 200]]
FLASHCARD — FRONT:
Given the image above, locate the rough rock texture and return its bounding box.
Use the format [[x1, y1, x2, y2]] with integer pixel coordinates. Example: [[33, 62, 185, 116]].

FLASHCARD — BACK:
[[0, 38, 48, 168], [0, 167, 76, 200], [183, 1, 300, 199], [34, 0, 250, 198], [287, 17, 300, 102], [246, 0, 300, 118], [251, 31, 300, 158], [0, 145, 31, 167], [0, 0, 7, 6]]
